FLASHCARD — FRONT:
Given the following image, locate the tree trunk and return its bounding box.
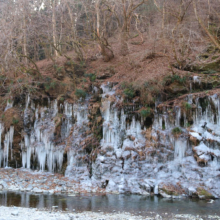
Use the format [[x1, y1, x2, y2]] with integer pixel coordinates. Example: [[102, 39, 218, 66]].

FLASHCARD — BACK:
[[23, 14, 28, 64], [66, 2, 76, 39], [52, 0, 58, 57], [120, 31, 129, 56], [96, 0, 114, 62]]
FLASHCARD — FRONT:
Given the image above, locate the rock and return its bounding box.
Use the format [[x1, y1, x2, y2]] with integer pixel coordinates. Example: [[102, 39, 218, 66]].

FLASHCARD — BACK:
[[187, 187, 197, 197], [159, 183, 185, 198], [0, 184, 4, 190], [0, 181, 8, 189], [194, 59, 220, 72], [26, 184, 33, 191], [197, 187, 215, 199], [166, 81, 188, 95], [52, 206, 59, 211], [138, 182, 151, 194], [11, 210, 19, 216], [90, 103, 101, 115], [32, 188, 43, 193], [97, 67, 115, 79]]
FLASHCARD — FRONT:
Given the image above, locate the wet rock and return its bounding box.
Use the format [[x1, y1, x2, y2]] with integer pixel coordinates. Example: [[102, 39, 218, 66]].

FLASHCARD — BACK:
[[196, 187, 215, 199], [159, 183, 185, 198]]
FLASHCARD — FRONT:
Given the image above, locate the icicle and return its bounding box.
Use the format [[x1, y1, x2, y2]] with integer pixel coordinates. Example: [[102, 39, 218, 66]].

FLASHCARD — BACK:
[[9, 126, 14, 160], [0, 123, 4, 167], [187, 94, 193, 104], [193, 76, 200, 84], [174, 138, 188, 161], [64, 101, 73, 117], [4, 100, 13, 111], [120, 109, 126, 131], [3, 131, 10, 167], [0, 123, 3, 149], [184, 112, 187, 128], [52, 99, 58, 117], [21, 135, 32, 169], [25, 94, 30, 110], [175, 107, 181, 127]]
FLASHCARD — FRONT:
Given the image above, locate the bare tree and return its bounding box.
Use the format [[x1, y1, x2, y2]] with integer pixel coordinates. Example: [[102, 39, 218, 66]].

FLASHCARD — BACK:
[[193, 0, 220, 50]]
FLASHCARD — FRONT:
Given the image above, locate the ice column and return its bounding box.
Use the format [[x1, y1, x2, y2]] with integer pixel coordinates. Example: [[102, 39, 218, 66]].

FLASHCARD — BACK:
[[3, 126, 14, 167]]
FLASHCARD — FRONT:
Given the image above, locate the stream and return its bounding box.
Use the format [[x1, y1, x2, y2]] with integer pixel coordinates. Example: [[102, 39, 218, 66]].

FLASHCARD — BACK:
[[0, 191, 220, 217]]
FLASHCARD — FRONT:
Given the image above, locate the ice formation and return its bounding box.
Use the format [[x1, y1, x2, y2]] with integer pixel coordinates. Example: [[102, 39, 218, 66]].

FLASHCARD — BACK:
[[0, 83, 220, 197]]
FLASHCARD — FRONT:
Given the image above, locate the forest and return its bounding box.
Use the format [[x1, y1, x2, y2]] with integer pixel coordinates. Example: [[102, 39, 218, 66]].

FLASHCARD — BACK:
[[0, 0, 219, 75]]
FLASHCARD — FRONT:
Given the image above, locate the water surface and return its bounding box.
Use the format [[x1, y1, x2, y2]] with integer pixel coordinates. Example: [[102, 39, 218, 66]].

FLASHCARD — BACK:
[[0, 191, 219, 217]]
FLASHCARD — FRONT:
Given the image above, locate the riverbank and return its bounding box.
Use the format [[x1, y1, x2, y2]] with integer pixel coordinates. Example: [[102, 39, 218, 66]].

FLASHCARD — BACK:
[[0, 168, 104, 194], [1, 206, 220, 220]]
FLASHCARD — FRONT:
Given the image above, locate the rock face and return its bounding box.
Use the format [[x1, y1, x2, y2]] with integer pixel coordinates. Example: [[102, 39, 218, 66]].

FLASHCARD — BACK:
[[0, 82, 220, 198]]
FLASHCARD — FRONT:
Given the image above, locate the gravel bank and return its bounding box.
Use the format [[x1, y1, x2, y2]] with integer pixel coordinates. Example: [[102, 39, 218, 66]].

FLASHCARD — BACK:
[[0, 206, 220, 220]]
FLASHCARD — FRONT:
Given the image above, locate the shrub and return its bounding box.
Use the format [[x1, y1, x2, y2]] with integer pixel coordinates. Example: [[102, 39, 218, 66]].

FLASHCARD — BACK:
[[12, 117, 19, 125], [90, 74, 96, 82], [202, 70, 217, 74], [54, 65, 63, 73], [140, 108, 151, 117], [75, 89, 86, 99], [50, 81, 56, 88], [0, 75, 6, 81], [163, 74, 186, 85], [170, 75, 186, 84], [184, 102, 192, 110], [84, 73, 96, 82], [172, 127, 182, 135], [121, 82, 135, 99], [121, 82, 127, 89], [123, 88, 135, 99], [186, 122, 191, 128], [66, 60, 74, 66], [44, 80, 57, 91], [144, 82, 149, 88], [80, 60, 86, 67]]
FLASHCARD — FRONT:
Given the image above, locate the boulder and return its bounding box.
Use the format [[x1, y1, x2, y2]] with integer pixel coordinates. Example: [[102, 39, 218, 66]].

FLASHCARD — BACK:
[[165, 82, 188, 95], [196, 187, 215, 199]]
